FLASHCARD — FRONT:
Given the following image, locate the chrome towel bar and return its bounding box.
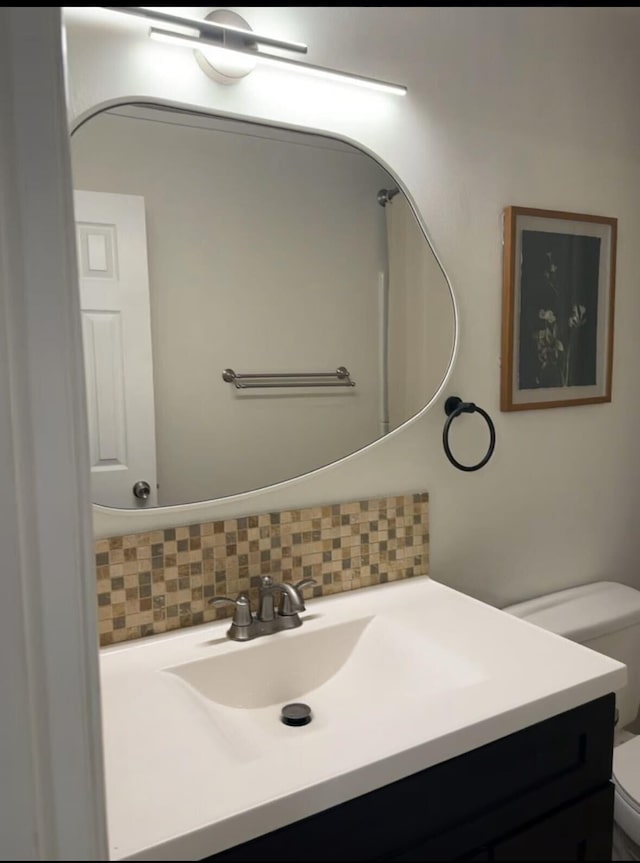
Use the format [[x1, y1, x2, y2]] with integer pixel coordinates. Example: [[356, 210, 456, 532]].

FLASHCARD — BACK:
[[222, 366, 356, 389]]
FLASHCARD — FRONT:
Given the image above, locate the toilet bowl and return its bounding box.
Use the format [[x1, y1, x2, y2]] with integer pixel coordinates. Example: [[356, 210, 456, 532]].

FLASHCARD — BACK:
[[504, 581, 640, 861], [612, 736, 640, 859]]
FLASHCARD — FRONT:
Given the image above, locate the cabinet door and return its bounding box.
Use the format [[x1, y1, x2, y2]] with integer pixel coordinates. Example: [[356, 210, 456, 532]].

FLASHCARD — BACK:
[[492, 783, 614, 861]]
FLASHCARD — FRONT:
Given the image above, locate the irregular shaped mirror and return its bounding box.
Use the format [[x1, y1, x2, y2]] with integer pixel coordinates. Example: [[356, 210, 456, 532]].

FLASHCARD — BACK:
[[70, 104, 455, 508]]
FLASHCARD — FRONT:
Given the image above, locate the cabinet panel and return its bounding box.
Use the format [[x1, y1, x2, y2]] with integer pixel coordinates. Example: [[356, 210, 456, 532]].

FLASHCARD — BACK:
[[493, 783, 614, 861], [391, 694, 614, 861]]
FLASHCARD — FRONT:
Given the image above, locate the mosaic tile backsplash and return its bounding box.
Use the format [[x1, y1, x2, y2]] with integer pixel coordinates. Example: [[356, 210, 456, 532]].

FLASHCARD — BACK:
[[95, 492, 429, 647]]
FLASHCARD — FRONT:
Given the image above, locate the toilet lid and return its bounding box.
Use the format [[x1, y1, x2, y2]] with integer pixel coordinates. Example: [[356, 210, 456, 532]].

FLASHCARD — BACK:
[[614, 736, 640, 812]]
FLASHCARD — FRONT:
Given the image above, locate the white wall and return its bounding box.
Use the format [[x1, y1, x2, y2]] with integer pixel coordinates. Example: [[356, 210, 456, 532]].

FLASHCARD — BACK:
[[71, 110, 390, 504], [65, 7, 640, 608]]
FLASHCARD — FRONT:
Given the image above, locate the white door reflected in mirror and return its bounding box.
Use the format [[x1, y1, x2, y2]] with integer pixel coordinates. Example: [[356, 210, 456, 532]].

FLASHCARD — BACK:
[[70, 105, 455, 509], [75, 190, 158, 507]]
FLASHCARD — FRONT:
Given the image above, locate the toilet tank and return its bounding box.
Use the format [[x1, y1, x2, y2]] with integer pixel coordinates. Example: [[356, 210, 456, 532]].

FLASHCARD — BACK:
[[503, 581, 640, 729]]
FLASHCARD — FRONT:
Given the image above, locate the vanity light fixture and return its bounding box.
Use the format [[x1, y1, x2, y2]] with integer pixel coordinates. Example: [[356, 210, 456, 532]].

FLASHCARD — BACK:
[[101, 6, 408, 96]]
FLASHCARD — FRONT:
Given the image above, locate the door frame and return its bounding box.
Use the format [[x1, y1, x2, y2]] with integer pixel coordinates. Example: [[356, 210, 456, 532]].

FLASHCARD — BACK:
[[0, 8, 108, 859]]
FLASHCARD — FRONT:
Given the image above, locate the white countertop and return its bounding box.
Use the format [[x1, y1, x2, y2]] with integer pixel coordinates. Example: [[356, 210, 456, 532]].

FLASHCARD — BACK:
[[99, 577, 626, 861]]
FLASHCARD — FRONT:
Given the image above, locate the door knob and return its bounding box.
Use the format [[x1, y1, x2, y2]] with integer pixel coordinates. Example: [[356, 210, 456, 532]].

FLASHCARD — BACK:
[[132, 480, 151, 500]]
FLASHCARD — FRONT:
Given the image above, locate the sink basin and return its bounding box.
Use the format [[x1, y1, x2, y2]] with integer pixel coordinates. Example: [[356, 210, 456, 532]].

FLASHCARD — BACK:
[[164, 613, 485, 730], [166, 616, 374, 709]]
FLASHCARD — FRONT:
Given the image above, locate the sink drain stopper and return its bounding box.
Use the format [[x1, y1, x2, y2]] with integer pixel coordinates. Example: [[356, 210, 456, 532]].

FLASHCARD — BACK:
[[281, 702, 312, 727]]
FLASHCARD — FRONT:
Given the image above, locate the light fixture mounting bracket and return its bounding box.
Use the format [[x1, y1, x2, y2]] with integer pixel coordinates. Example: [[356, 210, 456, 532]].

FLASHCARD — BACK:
[[194, 10, 257, 85]]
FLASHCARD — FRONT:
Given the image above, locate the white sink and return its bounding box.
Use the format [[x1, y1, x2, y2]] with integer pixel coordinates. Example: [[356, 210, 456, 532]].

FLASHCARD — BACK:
[[165, 614, 484, 711], [162, 611, 486, 764], [98, 577, 626, 861]]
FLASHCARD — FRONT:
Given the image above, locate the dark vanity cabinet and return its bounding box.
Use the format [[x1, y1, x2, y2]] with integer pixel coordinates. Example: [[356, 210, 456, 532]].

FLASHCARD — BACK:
[[206, 694, 615, 861]]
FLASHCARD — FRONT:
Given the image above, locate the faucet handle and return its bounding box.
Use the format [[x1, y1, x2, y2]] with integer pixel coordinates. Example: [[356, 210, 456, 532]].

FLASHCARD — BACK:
[[208, 592, 253, 627], [279, 578, 318, 616]]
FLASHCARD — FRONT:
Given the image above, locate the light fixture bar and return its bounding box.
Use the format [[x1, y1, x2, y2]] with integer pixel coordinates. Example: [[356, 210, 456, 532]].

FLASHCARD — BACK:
[[101, 6, 308, 54], [149, 28, 408, 96]]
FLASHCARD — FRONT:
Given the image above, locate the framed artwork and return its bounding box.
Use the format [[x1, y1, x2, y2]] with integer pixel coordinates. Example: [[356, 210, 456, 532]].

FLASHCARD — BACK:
[[501, 206, 617, 411]]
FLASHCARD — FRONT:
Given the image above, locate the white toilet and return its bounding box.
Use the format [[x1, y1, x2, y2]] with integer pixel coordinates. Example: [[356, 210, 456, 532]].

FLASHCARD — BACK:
[[503, 581, 640, 861]]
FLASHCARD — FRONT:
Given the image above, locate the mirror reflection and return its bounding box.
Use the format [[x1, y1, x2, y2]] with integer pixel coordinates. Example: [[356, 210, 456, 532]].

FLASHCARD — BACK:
[[70, 104, 454, 508]]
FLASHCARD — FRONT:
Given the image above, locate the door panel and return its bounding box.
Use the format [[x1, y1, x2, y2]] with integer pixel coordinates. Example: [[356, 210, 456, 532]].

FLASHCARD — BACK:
[[74, 190, 157, 507]]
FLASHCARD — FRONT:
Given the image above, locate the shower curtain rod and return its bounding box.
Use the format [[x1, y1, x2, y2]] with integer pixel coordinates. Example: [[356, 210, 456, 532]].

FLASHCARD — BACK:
[[377, 187, 400, 206]]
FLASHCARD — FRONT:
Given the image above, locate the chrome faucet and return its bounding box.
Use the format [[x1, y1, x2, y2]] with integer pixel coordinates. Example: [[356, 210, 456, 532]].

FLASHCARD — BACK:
[[209, 575, 317, 642]]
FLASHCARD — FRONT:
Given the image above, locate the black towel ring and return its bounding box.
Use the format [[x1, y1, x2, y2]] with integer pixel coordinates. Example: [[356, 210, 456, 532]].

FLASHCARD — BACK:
[[443, 396, 496, 472]]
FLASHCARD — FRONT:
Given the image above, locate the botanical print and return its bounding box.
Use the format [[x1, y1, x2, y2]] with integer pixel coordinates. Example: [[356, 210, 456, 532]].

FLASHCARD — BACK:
[[518, 230, 600, 390]]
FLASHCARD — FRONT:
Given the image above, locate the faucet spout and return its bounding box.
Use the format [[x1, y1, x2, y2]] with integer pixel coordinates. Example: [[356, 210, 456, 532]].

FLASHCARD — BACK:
[[257, 576, 304, 621], [276, 582, 305, 615]]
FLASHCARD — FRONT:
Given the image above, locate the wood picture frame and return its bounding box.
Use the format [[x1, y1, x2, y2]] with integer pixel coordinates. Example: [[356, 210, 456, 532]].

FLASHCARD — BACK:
[[501, 206, 617, 411]]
